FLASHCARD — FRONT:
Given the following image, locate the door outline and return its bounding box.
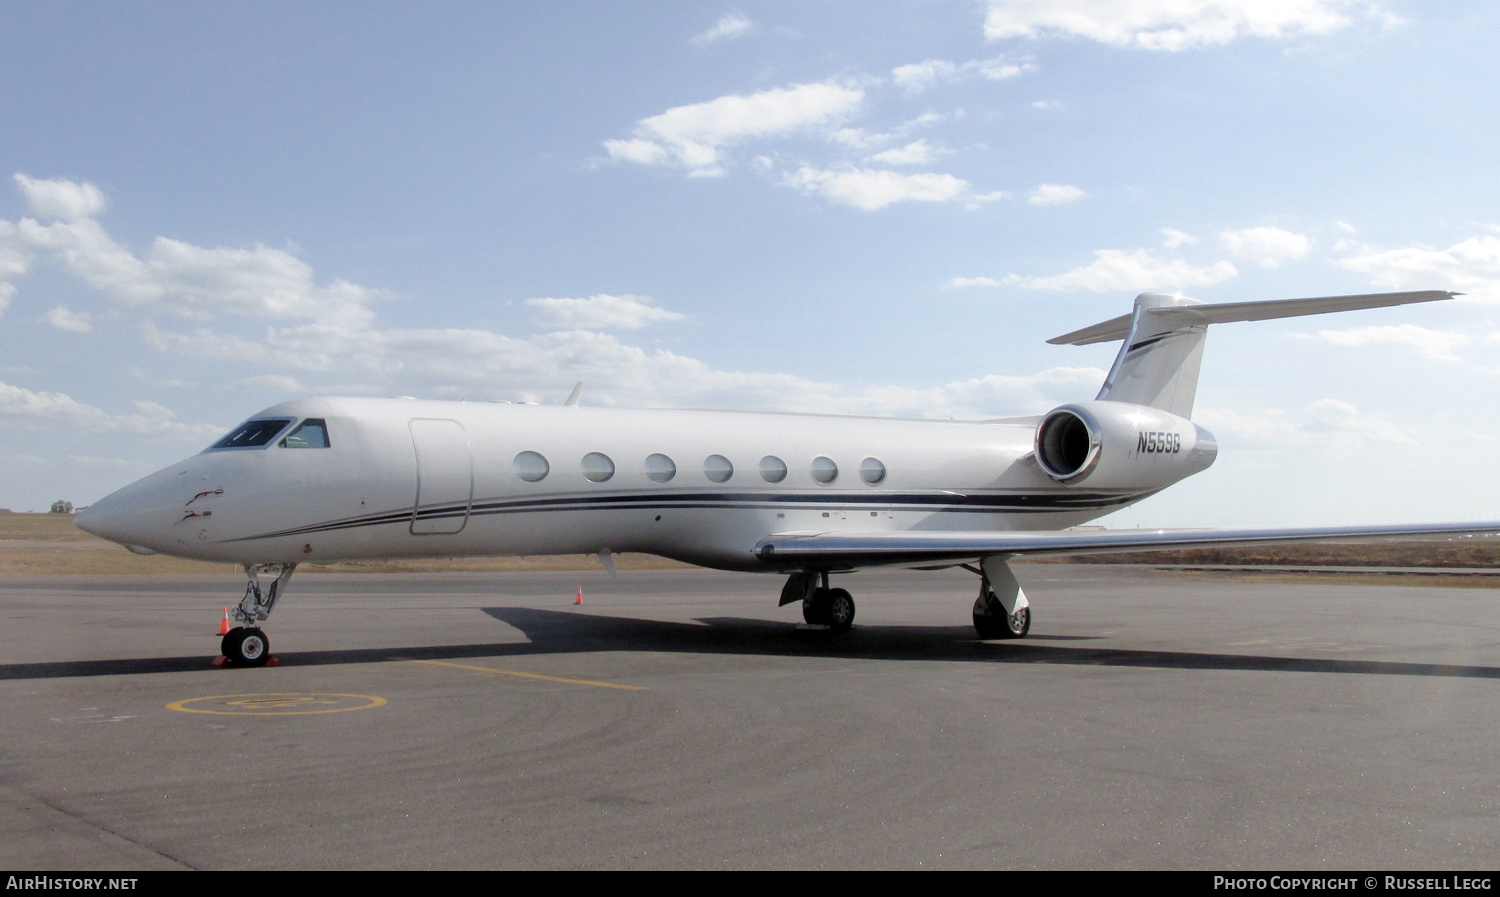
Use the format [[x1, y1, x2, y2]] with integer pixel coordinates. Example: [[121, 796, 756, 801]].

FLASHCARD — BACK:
[[409, 418, 473, 535]]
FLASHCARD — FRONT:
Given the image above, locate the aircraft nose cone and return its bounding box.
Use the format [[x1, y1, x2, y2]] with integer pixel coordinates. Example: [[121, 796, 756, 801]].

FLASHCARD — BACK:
[[74, 465, 188, 554], [75, 492, 148, 548]]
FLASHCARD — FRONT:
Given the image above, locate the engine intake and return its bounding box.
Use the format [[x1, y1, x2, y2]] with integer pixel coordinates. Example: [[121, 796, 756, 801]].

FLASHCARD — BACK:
[[1035, 405, 1101, 484]]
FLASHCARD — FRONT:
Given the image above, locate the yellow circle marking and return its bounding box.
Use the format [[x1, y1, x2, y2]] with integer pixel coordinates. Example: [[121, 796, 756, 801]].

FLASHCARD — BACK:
[[167, 693, 387, 716]]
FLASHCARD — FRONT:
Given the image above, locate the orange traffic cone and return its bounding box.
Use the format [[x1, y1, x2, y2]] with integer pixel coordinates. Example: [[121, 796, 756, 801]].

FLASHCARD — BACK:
[[217, 607, 231, 635], [574, 587, 584, 605]]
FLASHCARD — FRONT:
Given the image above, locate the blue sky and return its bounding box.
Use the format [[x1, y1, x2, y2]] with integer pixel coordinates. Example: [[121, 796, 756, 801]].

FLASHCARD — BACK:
[[3, 1, 1498, 527]]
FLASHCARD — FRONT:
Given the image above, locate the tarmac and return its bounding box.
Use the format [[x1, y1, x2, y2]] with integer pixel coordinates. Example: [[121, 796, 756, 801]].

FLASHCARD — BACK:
[[0, 564, 1496, 870]]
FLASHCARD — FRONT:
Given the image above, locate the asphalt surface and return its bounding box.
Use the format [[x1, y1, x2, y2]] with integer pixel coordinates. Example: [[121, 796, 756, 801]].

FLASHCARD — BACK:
[[0, 565, 1497, 870]]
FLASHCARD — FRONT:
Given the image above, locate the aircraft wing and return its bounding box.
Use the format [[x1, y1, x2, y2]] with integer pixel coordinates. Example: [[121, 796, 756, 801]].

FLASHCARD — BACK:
[[754, 521, 1500, 569]]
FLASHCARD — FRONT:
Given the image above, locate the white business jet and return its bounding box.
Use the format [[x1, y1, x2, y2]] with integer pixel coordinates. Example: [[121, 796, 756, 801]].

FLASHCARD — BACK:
[[76, 289, 1499, 665]]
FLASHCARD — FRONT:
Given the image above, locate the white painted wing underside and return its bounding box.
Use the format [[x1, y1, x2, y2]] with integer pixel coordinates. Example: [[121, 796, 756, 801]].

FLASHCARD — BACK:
[[755, 521, 1500, 568]]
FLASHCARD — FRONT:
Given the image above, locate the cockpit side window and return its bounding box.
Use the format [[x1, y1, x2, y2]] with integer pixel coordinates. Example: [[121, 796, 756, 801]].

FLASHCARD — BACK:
[[279, 419, 330, 449], [210, 418, 295, 450]]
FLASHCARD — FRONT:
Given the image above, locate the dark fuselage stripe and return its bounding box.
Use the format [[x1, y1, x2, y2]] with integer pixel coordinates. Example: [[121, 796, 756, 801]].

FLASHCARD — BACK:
[[226, 488, 1157, 543]]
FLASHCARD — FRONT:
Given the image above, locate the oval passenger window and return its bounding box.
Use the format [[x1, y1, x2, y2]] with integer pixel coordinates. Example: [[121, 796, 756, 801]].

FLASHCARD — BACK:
[[860, 457, 886, 485], [759, 456, 787, 483], [810, 456, 838, 484], [581, 452, 615, 483], [704, 454, 733, 484], [514, 451, 549, 482], [645, 453, 676, 483]]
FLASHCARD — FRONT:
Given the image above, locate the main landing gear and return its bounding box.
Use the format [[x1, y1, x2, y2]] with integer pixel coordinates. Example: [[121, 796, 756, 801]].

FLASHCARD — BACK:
[[778, 556, 1032, 640], [780, 571, 855, 632], [221, 562, 297, 667], [971, 556, 1031, 640]]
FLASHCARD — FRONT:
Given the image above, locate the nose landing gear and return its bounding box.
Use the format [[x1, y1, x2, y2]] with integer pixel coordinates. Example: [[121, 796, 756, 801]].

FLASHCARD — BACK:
[[221, 563, 297, 667]]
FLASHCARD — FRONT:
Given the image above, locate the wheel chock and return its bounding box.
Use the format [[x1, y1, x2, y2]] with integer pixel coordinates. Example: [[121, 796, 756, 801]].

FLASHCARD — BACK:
[[210, 654, 281, 668]]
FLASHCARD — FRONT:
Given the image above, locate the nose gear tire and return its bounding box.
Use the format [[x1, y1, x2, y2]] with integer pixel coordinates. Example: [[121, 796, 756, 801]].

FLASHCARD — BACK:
[[222, 627, 270, 667]]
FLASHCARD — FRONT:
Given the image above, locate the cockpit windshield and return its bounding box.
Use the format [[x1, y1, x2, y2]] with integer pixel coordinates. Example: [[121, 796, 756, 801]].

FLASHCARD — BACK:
[[279, 419, 330, 449], [209, 418, 294, 450]]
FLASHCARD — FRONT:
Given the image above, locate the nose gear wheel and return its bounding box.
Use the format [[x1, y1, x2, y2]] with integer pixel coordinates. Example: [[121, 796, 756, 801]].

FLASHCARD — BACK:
[[221, 627, 270, 667]]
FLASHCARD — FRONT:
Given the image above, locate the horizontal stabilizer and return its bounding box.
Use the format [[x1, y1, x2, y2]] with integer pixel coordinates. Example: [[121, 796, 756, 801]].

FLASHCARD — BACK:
[[756, 520, 1500, 569], [1049, 290, 1457, 346]]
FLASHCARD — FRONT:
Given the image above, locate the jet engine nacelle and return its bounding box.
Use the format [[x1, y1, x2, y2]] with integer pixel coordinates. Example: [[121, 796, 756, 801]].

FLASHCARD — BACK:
[[1034, 400, 1218, 489]]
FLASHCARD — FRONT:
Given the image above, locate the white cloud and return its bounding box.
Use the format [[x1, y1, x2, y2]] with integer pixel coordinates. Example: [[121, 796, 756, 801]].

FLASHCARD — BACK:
[[233, 374, 307, 393], [983, 0, 1386, 51], [42, 306, 91, 333], [968, 191, 1012, 207], [2, 177, 1114, 428], [1196, 398, 1413, 457], [604, 82, 864, 177], [949, 276, 1004, 288], [1006, 248, 1237, 292], [525, 294, 686, 330], [829, 113, 952, 151], [891, 56, 1031, 93], [1337, 235, 1500, 301], [1219, 226, 1311, 267], [599, 138, 670, 166], [0, 282, 13, 317], [691, 12, 752, 45], [1028, 183, 1086, 206], [869, 140, 946, 166], [975, 58, 1030, 80], [891, 60, 958, 93], [142, 317, 1104, 418], [1296, 324, 1472, 362], [130, 399, 176, 418], [1161, 228, 1196, 249], [0, 220, 32, 278], [0, 379, 222, 440], [782, 166, 972, 211], [5, 176, 385, 327], [14, 173, 108, 220]]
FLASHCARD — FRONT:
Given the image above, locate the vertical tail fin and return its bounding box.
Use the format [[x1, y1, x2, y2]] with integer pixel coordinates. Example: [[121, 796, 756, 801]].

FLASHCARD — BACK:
[[1094, 292, 1207, 418], [1048, 289, 1457, 420]]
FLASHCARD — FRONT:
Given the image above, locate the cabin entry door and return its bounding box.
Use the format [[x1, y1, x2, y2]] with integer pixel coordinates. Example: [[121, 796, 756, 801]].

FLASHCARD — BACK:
[[409, 418, 473, 535]]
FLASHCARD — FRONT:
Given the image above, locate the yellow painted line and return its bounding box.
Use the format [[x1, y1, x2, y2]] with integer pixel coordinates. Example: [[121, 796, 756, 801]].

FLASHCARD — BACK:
[[167, 693, 387, 715], [408, 659, 646, 691]]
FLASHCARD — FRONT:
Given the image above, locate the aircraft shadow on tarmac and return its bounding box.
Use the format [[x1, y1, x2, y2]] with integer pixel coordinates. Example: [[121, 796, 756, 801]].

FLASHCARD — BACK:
[[2, 605, 1498, 682]]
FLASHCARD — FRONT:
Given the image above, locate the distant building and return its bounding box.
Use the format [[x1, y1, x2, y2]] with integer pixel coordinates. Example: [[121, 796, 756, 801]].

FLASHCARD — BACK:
[[50, 500, 73, 514]]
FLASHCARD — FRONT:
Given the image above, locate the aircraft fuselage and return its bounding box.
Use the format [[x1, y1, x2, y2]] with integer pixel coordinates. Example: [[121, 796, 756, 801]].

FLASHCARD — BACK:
[[77, 396, 1212, 572]]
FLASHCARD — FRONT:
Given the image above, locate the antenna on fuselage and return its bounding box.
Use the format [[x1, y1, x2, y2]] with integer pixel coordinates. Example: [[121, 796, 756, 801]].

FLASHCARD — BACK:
[[564, 381, 584, 407]]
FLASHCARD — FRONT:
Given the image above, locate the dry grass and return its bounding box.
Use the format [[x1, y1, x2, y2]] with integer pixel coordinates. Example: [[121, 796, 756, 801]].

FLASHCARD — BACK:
[[0, 510, 689, 575]]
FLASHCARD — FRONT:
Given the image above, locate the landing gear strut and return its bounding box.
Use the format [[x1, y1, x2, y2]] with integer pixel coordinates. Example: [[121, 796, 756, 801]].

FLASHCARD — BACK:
[[780, 571, 856, 632], [973, 556, 1030, 639], [222, 563, 296, 667]]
